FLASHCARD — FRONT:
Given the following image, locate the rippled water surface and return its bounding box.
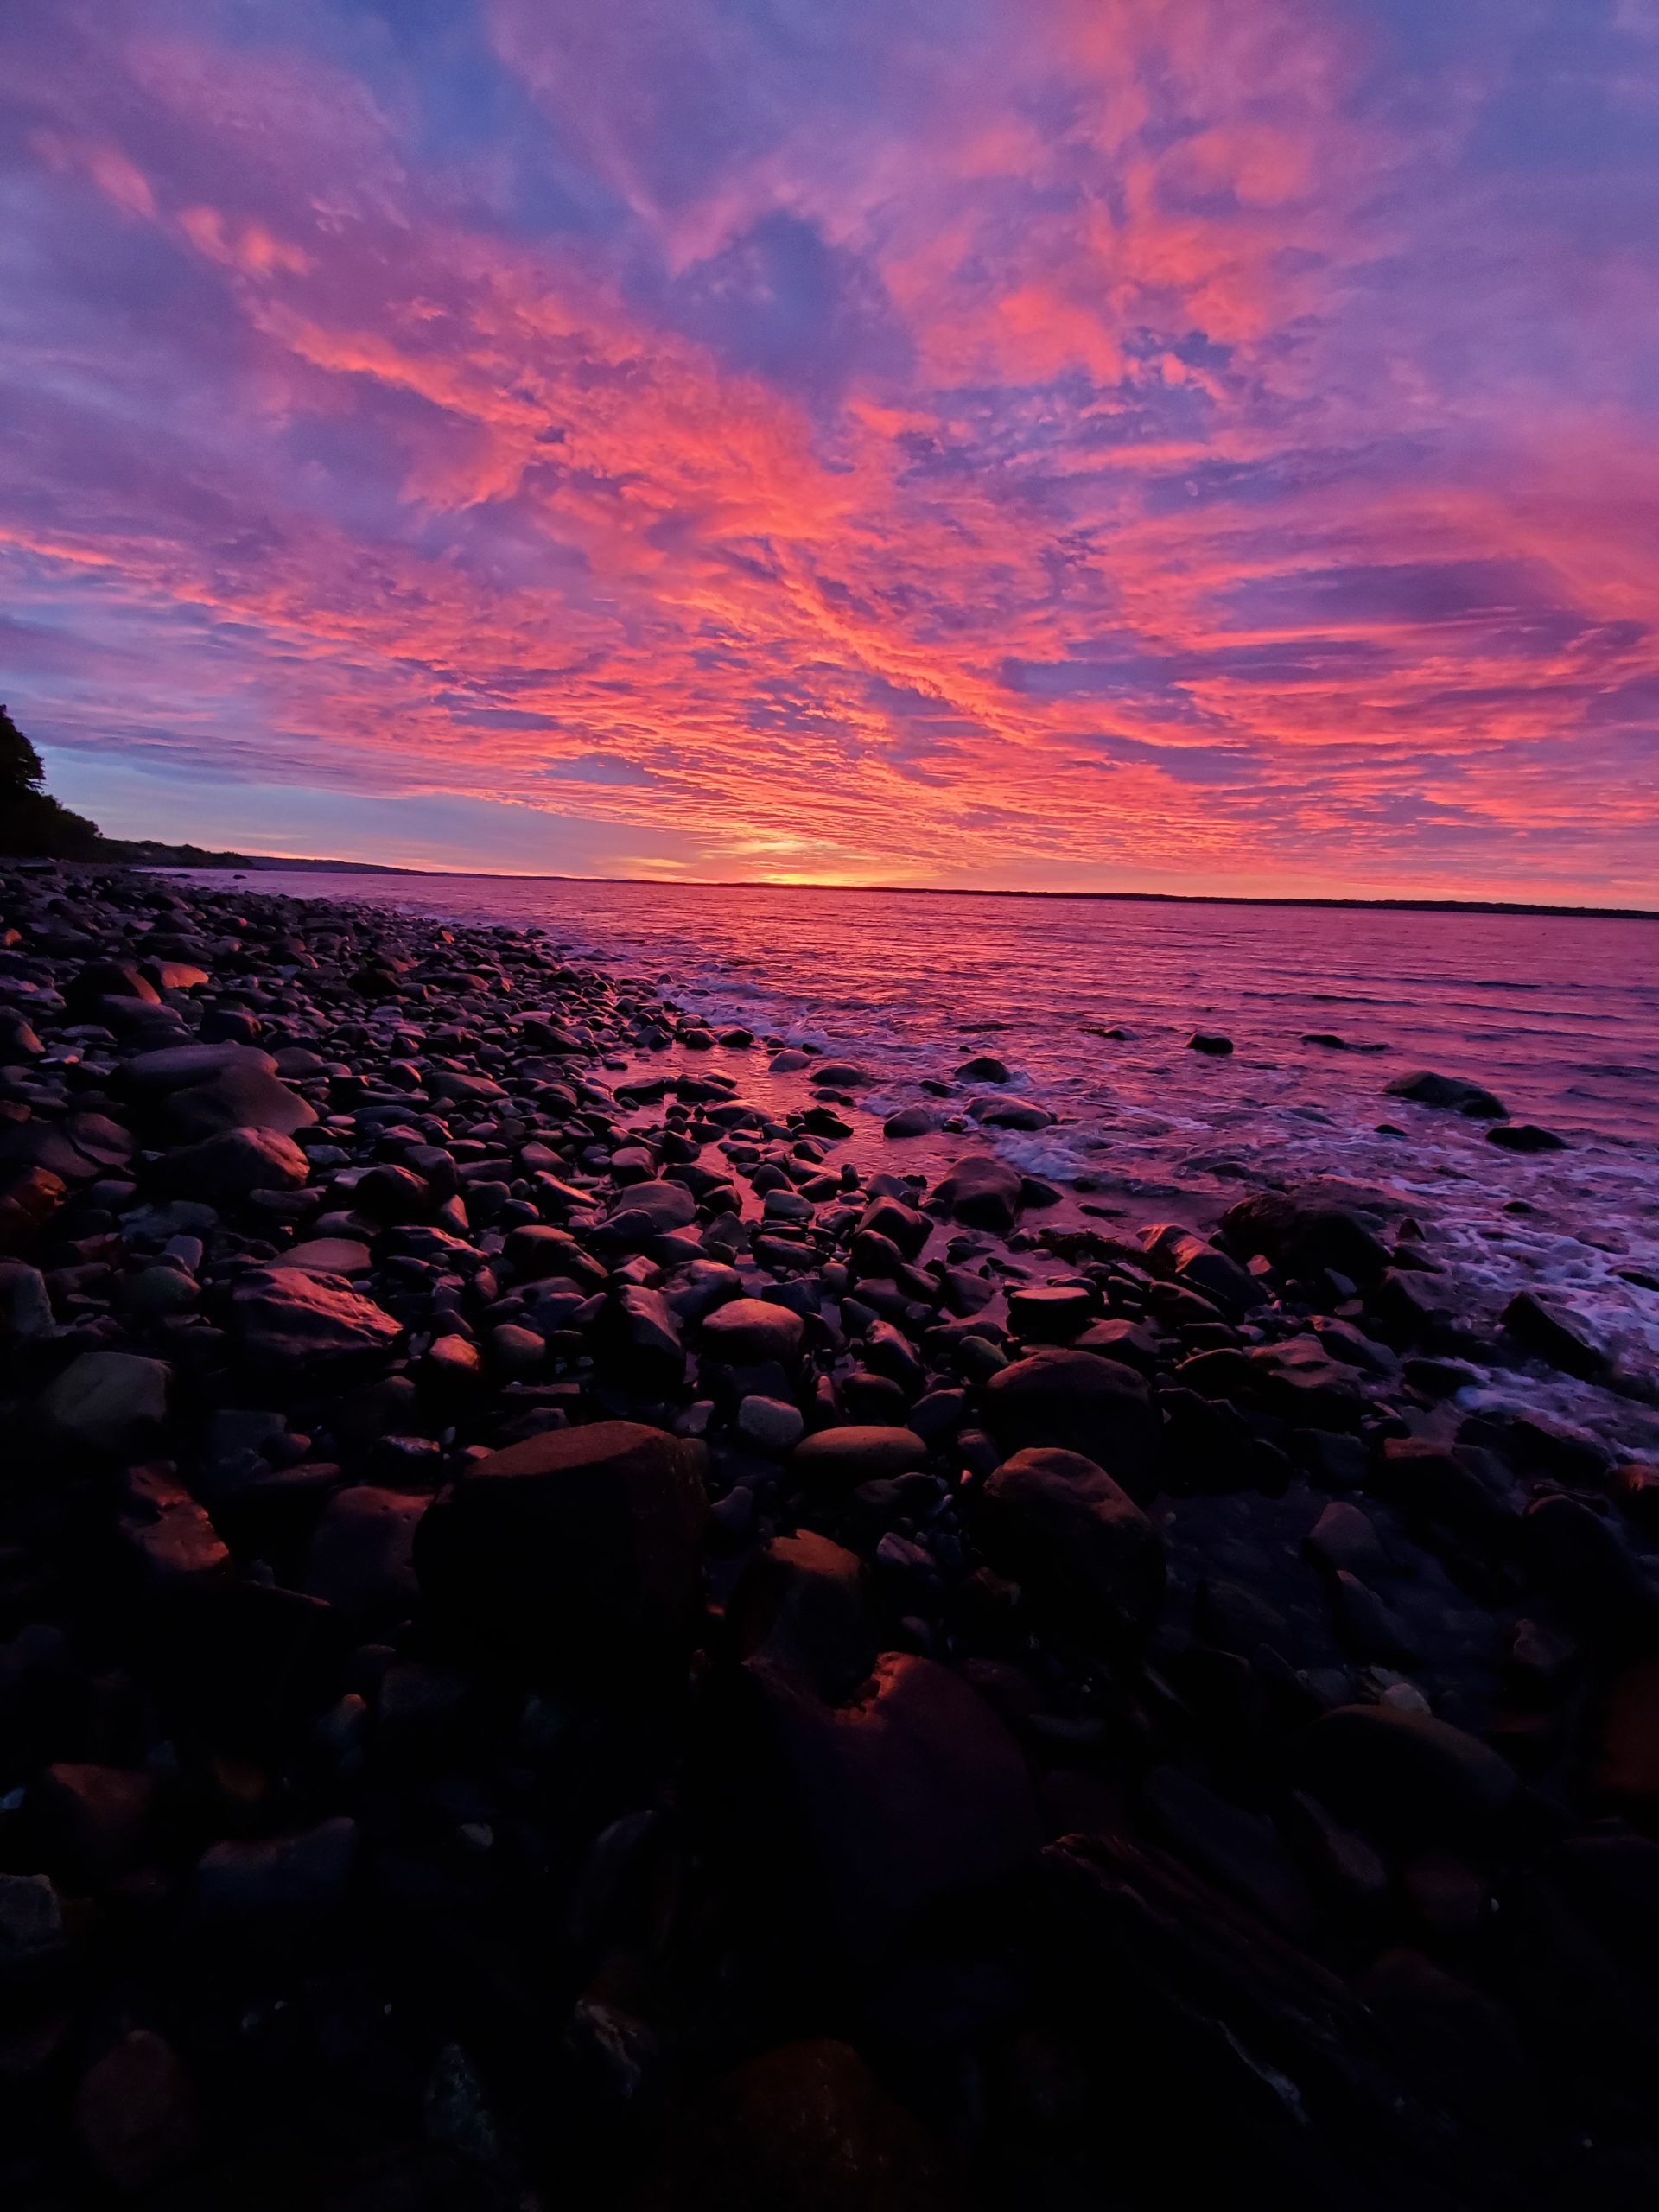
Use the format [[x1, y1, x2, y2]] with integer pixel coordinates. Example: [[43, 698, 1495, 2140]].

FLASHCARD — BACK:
[[192, 874, 1659, 1393]]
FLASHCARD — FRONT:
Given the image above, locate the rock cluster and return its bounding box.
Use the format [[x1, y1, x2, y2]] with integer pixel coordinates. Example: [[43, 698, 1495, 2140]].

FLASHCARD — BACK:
[[0, 861, 1656, 2209]]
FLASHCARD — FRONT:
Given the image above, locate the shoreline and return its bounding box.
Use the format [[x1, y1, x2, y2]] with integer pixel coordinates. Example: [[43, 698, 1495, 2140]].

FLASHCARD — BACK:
[[3, 858, 1659, 2202], [124, 853, 1659, 925]]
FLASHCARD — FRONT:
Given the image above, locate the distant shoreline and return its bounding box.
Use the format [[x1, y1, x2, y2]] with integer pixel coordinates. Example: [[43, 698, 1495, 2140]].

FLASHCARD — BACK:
[[140, 850, 1659, 924]]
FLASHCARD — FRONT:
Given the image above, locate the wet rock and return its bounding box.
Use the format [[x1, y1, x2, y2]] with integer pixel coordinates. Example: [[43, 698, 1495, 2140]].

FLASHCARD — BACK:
[[956, 1055, 1011, 1083], [416, 1420, 708, 1675], [1384, 1070, 1507, 1119], [978, 1446, 1164, 1637], [0, 1872, 66, 1971], [0, 1161, 67, 1249], [1488, 1123, 1567, 1153], [736, 1395, 806, 1453], [270, 1236, 372, 1276], [1502, 1289, 1609, 1381], [1219, 1188, 1392, 1287], [123, 1040, 316, 1141], [1186, 1032, 1233, 1055], [982, 1348, 1160, 1502], [39, 1350, 169, 1453], [884, 1105, 941, 1139], [504, 1222, 608, 1288], [75, 2030, 200, 2190], [230, 1268, 401, 1370], [934, 1153, 1023, 1232]]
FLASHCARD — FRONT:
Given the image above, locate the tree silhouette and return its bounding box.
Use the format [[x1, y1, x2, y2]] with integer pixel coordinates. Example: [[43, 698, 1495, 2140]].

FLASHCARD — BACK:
[[0, 705, 103, 857]]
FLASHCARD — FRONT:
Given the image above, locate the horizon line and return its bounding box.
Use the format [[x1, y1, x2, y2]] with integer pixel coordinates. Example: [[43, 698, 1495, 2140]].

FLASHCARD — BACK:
[[134, 849, 1659, 924]]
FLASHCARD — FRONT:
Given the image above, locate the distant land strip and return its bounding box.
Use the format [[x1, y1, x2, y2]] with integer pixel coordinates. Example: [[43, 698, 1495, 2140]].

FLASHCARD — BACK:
[[83, 842, 1659, 923]]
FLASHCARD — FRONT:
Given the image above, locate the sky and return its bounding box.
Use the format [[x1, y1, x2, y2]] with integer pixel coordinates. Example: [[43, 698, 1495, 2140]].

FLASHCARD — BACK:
[[3, 0, 1657, 899]]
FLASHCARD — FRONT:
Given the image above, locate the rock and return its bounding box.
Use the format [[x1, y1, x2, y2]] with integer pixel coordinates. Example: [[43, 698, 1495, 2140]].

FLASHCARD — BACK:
[[884, 1105, 940, 1139], [728, 1532, 876, 1699], [1218, 1189, 1391, 1287], [31, 1762, 156, 1881], [638, 2040, 959, 2212], [603, 1283, 686, 1383], [1305, 1500, 1389, 1581], [75, 2030, 200, 2189], [969, 1096, 1053, 1130], [416, 1421, 708, 1675], [609, 1178, 697, 1233], [812, 1061, 869, 1087], [978, 1446, 1164, 1637], [122, 1042, 315, 1141], [39, 1351, 169, 1453], [1297, 1704, 1518, 1842], [197, 1815, 358, 1918], [1186, 1032, 1233, 1055], [504, 1222, 608, 1288], [303, 1485, 423, 1621], [0, 1872, 65, 1969], [956, 1055, 1011, 1082], [0, 1161, 67, 1250], [1007, 1284, 1094, 1341], [737, 1395, 806, 1453], [934, 1153, 1023, 1232], [1142, 1767, 1316, 1938], [701, 1298, 805, 1366], [159, 1124, 308, 1200], [270, 1236, 372, 1276], [790, 1427, 928, 1488], [117, 1464, 229, 1585], [1384, 1071, 1507, 1119], [0, 1259, 54, 1338], [1487, 1124, 1567, 1153], [230, 1269, 401, 1370], [1502, 1290, 1609, 1380], [723, 1652, 1039, 1942], [982, 1348, 1160, 1501]]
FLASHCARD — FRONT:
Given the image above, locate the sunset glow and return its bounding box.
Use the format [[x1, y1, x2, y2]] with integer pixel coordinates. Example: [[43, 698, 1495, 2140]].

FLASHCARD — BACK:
[[3, 0, 1656, 899]]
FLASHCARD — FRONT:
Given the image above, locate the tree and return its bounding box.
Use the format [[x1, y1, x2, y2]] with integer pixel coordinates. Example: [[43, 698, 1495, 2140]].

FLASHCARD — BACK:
[[0, 704, 104, 858]]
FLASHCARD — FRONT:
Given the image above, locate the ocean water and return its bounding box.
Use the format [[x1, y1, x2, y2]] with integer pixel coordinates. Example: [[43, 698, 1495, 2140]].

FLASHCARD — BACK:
[[188, 873, 1659, 1410]]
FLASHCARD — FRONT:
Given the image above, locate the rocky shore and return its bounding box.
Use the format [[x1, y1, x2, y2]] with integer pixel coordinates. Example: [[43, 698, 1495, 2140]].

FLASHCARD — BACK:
[[3, 861, 1659, 2209]]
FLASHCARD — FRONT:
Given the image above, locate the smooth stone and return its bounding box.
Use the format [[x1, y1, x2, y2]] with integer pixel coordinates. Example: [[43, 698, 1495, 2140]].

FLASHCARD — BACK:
[[982, 1347, 1160, 1501], [1297, 1703, 1519, 1841], [416, 1421, 709, 1675], [39, 1351, 169, 1453], [935, 1152, 1023, 1232], [75, 2030, 200, 2190], [700, 1297, 806, 1365], [955, 1055, 1011, 1082], [1487, 1123, 1567, 1153], [1219, 1188, 1392, 1286], [1187, 1032, 1233, 1055], [197, 1815, 359, 1917], [158, 1124, 308, 1200], [790, 1426, 928, 1488], [884, 1105, 941, 1139], [737, 1395, 807, 1453], [978, 1446, 1164, 1636], [728, 1530, 875, 1700], [1501, 1290, 1609, 1380]]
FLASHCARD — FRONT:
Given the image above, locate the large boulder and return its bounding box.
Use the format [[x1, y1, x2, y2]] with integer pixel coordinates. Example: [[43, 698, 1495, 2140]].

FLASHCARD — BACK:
[[1296, 1704, 1519, 1843], [982, 1349, 1160, 1502], [978, 1446, 1164, 1637], [728, 1532, 875, 1700], [302, 1485, 423, 1622], [415, 1420, 708, 1676], [1218, 1189, 1392, 1287]]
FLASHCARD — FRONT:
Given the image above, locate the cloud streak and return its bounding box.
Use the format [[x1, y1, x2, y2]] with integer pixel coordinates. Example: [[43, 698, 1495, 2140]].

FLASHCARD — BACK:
[[1, 0, 1656, 896]]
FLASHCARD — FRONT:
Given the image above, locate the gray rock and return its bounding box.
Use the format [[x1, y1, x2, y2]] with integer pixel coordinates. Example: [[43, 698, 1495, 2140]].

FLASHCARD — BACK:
[[39, 1351, 169, 1453], [230, 1269, 401, 1369]]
